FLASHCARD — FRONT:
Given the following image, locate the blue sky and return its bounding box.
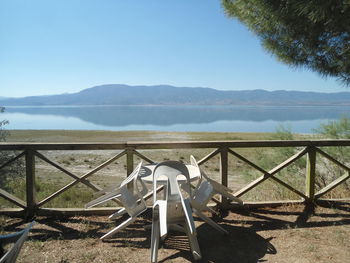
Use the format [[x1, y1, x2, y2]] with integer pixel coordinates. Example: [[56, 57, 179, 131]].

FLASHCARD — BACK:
[[0, 0, 347, 98]]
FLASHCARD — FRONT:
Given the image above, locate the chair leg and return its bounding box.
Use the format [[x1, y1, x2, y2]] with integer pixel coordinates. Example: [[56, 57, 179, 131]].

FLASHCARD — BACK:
[[184, 222, 202, 261], [182, 199, 196, 235], [100, 216, 136, 240], [157, 202, 168, 239], [109, 207, 126, 219], [214, 188, 243, 205], [85, 192, 121, 208], [205, 205, 218, 215], [193, 209, 228, 235], [151, 218, 160, 263]]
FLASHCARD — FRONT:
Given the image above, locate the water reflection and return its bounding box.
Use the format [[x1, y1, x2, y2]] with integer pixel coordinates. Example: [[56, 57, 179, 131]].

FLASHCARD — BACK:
[[3, 105, 349, 132]]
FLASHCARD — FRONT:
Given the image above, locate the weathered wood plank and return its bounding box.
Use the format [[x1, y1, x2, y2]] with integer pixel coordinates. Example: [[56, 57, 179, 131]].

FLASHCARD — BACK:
[[0, 151, 25, 170], [34, 150, 103, 192], [197, 148, 220, 165], [25, 149, 36, 217], [234, 174, 267, 197], [1, 140, 349, 151], [37, 150, 127, 207], [315, 147, 350, 172], [269, 176, 309, 200], [220, 147, 229, 206], [229, 148, 306, 198], [0, 208, 25, 217], [133, 150, 155, 164], [0, 143, 127, 151], [306, 147, 316, 200], [0, 189, 26, 208], [268, 147, 308, 175], [126, 148, 134, 176], [228, 149, 267, 174], [220, 148, 228, 188], [234, 147, 308, 197], [315, 172, 350, 199], [126, 140, 350, 149]]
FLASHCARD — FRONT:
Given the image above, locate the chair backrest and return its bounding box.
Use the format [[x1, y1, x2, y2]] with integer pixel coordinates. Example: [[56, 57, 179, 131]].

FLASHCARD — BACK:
[[121, 161, 149, 196], [190, 155, 202, 186], [85, 161, 148, 209], [118, 162, 147, 216], [190, 155, 243, 207], [153, 161, 191, 202], [153, 161, 192, 224], [189, 156, 215, 206], [120, 161, 143, 187], [0, 221, 35, 263]]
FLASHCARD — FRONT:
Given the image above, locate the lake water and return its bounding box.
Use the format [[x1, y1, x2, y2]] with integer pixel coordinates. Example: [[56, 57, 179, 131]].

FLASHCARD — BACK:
[[2, 105, 349, 133]]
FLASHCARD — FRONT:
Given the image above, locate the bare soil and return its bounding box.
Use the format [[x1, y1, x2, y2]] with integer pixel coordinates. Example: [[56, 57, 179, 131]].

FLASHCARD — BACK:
[[1, 202, 349, 263]]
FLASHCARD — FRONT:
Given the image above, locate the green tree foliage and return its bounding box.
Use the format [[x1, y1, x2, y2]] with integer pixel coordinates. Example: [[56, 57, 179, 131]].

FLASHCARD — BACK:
[[222, 0, 350, 86], [0, 107, 9, 141], [315, 115, 350, 139], [0, 107, 24, 191]]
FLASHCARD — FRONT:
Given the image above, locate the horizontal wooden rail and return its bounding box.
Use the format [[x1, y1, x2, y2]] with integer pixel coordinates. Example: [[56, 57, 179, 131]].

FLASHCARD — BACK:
[[0, 139, 349, 217], [1, 139, 350, 150]]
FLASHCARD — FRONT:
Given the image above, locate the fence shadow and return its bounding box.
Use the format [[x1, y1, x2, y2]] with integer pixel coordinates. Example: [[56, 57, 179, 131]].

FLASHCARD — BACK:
[[2, 201, 350, 262], [222, 201, 350, 232]]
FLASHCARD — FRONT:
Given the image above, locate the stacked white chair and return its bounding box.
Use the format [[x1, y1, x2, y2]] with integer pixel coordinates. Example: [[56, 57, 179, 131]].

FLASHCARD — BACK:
[[85, 162, 148, 240], [189, 155, 243, 234], [151, 161, 201, 263]]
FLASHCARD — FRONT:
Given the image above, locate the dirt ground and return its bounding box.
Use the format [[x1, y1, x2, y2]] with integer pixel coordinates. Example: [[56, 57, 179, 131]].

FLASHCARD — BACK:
[[1, 202, 349, 263]]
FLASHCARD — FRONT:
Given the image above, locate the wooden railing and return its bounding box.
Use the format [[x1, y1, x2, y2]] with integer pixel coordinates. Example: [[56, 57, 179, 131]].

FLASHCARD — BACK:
[[0, 140, 349, 217]]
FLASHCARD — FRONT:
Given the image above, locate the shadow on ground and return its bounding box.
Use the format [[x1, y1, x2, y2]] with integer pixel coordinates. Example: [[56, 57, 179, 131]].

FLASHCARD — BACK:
[[157, 224, 276, 263], [2, 201, 350, 263]]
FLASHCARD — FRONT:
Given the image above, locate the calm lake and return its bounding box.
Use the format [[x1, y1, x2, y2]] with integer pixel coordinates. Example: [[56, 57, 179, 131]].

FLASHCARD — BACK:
[[2, 105, 349, 133]]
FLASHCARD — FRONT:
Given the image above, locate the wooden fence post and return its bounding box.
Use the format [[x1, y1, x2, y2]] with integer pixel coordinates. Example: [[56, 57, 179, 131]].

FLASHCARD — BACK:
[[306, 146, 316, 202], [25, 149, 36, 218], [220, 147, 229, 207], [126, 147, 134, 176]]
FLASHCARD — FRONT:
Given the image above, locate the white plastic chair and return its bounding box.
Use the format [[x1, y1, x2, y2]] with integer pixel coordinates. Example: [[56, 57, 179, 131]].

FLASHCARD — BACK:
[[151, 161, 201, 263], [189, 156, 243, 234], [0, 221, 35, 263], [85, 161, 148, 219], [86, 162, 148, 240]]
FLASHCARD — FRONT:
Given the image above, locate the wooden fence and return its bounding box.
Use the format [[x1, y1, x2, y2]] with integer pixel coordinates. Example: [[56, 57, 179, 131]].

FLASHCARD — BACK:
[[0, 140, 349, 217]]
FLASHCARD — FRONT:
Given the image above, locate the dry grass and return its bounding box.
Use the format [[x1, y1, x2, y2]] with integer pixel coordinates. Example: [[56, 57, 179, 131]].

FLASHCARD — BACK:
[[6, 129, 276, 143], [1, 202, 349, 263]]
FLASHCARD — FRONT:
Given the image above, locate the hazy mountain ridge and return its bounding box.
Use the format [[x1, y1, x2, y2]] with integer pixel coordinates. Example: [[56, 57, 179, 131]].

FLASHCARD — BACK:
[[1, 84, 350, 106]]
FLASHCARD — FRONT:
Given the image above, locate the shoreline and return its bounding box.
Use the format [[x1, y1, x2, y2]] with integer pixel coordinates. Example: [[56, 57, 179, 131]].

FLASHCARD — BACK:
[[5, 129, 311, 143]]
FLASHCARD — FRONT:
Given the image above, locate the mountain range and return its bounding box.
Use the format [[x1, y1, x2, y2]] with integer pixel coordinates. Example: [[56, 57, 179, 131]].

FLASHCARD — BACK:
[[1, 84, 350, 106]]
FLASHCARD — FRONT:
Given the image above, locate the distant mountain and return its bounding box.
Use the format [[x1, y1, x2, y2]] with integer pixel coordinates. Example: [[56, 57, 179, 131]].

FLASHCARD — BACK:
[[1, 84, 350, 106]]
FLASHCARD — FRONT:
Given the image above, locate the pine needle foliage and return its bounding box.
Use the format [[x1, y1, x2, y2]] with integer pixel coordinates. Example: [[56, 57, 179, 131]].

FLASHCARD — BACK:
[[222, 0, 350, 86]]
